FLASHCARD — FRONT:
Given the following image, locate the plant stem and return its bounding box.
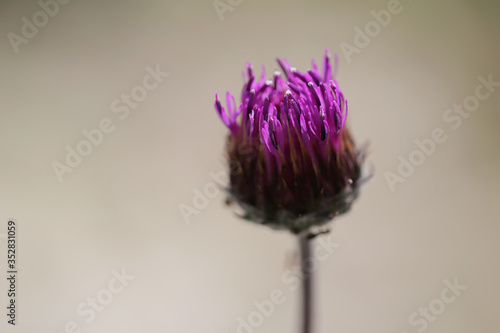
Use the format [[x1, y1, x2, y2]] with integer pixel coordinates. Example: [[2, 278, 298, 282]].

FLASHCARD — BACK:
[[299, 234, 313, 333]]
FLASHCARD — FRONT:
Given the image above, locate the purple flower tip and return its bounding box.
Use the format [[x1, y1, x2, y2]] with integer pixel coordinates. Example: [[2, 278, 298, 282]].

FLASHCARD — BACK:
[[214, 50, 367, 235]]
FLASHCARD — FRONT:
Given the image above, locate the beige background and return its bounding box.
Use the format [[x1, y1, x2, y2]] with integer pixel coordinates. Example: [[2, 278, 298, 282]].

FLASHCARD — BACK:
[[0, 0, 499, 332]]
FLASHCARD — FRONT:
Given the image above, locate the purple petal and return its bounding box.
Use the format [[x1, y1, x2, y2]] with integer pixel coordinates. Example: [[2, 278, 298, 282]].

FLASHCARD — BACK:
[[215, 93, 229, 126]]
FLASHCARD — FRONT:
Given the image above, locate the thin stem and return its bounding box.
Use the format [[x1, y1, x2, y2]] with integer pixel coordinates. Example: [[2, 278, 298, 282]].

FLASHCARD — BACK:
[[299, 234, 313, 333]]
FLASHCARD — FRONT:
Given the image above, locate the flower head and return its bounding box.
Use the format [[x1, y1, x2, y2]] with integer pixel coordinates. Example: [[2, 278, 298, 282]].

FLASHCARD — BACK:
[[214, 49, 366, 235]]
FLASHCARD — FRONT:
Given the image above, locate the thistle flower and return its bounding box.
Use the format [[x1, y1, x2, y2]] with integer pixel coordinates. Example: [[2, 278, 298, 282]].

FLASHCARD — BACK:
[[214, 49, 366, 235]]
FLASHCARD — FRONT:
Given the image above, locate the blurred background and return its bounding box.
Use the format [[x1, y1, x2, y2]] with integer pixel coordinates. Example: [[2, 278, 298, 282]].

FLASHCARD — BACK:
[[0, 0, 499, 332]]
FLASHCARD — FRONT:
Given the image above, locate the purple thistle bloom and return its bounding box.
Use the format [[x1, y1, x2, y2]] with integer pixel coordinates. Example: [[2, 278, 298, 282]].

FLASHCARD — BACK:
[[214, 49, 366, 235]]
